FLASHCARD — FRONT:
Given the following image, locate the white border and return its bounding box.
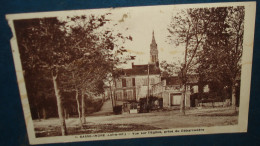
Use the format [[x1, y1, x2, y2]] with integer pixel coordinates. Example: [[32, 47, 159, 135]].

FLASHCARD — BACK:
[[6, 1, 256, 145]]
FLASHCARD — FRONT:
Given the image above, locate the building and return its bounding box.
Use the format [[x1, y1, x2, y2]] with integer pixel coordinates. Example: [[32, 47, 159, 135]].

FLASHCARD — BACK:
[[151, 76, 201, 108], [150, 31, 159, 65], [114, 31, 161, 102], [110, 31, 213, 109]]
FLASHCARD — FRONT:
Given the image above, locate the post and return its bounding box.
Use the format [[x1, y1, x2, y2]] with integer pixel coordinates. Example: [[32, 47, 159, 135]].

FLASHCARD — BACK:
[[147, 64, 150, 105]]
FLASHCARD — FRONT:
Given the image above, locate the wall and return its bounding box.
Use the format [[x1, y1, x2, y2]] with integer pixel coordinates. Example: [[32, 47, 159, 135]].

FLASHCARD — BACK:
[[135, 75, 161, 86]]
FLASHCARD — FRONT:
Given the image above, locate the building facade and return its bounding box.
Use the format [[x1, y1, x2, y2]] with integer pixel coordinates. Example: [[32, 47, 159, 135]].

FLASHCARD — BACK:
[[114, 31, 161, 102], [151, 76, 200, 108], [111, 31, 211, 108]]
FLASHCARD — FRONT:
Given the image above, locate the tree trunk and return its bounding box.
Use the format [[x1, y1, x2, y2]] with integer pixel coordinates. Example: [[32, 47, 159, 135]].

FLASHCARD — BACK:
[[64, 108, 67, 119], [231, 84, 236, 110], [52, 72, 67, 136], [75, 89, 83, 128], [109, 82, 114, 107], [113, 79, 117, 106], [81, 90, 86, 124], [37, 109, 41, 121], [42, 107, 47, 119], [180, 84, 186, 115]]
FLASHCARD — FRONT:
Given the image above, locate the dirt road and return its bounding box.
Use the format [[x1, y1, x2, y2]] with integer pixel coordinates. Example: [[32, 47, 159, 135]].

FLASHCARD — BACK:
[[33, 107, 238, 137], [90, 100, 113, 117]]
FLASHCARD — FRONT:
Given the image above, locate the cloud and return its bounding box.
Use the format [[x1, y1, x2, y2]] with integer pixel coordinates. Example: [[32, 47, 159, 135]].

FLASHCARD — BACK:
[[126, 49, 145, 55]]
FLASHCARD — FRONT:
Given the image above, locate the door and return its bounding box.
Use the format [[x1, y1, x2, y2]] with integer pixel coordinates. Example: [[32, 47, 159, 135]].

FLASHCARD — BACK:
[[170, 93, 181, 106]]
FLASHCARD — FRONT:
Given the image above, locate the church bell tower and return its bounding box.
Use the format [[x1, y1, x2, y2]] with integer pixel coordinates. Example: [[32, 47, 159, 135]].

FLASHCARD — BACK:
[[150, 31, 159, 66]]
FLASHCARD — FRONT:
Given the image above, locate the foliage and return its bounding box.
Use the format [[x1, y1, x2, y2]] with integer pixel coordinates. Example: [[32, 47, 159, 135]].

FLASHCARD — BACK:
[[167, 6, 244, 88], [167, 6, 245, 112], [14, 13, 134, 134]]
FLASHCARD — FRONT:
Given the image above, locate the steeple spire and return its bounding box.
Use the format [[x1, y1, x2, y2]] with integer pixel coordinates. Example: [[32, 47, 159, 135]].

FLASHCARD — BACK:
[[150, 30, 159, 65], [152, 30, 156, 44]]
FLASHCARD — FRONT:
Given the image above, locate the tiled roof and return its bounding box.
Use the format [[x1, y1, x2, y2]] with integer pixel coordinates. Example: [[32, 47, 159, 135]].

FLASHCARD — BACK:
[[162, 76, 182, 85], [122, 63, 160, 76], [162, 75, 199, 85]]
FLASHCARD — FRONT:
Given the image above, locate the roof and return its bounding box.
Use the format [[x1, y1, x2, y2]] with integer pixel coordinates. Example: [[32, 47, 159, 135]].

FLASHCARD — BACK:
[[162, 75, 199, 86], [162, 76, 182, 86], [122, 63, 160, 76]]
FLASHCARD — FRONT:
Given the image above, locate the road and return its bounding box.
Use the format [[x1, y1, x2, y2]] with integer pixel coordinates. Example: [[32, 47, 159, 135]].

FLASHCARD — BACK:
[[90, 99, 114, 117], [34, 107, 238, 133]]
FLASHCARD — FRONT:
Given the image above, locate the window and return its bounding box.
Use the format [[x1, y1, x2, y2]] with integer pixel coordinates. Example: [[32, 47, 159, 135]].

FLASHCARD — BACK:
[[115, 91, 122, 100], [127, 90, 133, 100], [132, 78, 135, 86], [116, 79, 122, 88], [126, 78, 132, 87], [117, 92, 122, 100], [122, 78, 126, 87]]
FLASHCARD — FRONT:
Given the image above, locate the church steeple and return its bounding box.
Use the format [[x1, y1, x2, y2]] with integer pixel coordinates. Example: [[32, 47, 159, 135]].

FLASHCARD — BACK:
[[150, 31, 159, 65], [152, 30, 156, 44]]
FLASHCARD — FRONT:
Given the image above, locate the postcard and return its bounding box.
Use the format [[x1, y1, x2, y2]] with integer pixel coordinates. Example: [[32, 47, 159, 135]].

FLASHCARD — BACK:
[[6, 1, 256, 144]]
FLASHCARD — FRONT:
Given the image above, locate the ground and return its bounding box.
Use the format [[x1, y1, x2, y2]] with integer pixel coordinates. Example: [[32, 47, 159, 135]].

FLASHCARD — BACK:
[[34, 100, 238, 137]]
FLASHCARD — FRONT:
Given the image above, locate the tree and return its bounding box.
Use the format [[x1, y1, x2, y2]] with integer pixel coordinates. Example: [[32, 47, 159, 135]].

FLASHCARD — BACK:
[[106, 68, 124, 107], [195, 7, 230, 102], [168, 6, 244, 113], [14, 12, 134, 135], [160, 60, 181, 77], [226, 6, 244, 108], [196, 6, 244, 109], [168, 8, 208, 114], [14, 18, 71, 135], [58, 14, 116, 126], [59, 14, 133, 125]]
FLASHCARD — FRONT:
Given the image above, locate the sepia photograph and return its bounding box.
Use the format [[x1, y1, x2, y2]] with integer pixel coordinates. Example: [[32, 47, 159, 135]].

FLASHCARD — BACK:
[[6, 1, 256, 144]]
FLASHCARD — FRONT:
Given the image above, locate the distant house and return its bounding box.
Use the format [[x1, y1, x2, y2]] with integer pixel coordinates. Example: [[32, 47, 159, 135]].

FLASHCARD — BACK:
[[151, 75, 207, 107], [114, 31, 161, 102]]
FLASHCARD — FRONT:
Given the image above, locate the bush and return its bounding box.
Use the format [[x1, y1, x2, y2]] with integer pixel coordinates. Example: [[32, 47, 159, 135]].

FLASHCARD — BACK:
[[139, 96, 163, 113], [113, 105, 122, 114]]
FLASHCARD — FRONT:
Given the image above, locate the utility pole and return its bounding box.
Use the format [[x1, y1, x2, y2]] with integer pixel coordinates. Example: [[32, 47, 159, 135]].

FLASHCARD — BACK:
[[180, 35, 189, 115], [147, 64, 150, 105]]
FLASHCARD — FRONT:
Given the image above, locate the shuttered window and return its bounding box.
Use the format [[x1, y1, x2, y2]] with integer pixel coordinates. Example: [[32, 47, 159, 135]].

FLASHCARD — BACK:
[[127, 90, 133, 100], [126, 78, 132, 87], [132, 78, 135, 86], [122, 78, 126, 87], [133, 88, 136, 100]]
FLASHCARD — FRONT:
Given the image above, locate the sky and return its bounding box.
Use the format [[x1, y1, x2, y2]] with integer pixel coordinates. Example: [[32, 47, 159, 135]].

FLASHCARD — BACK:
[[105, 5, 186, 69], [10, 2, 249, 70], [58, 5, 187, 69]]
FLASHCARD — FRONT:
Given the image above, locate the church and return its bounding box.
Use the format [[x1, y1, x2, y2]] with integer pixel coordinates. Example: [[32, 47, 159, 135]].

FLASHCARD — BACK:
[[114, 31, 161, 102], [112, 31, 206, 108]]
